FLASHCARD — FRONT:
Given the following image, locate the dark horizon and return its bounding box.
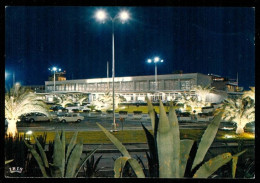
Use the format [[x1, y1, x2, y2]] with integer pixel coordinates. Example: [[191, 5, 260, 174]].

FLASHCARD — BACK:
[[5, 7, 255, 89]]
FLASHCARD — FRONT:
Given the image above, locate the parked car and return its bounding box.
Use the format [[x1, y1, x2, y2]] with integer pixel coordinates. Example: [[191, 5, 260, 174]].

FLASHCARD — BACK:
[[66, 104, 84, 112], [50, 105, 68, 112], [25, 113, 55, 123], [58, 113, 84, 123]]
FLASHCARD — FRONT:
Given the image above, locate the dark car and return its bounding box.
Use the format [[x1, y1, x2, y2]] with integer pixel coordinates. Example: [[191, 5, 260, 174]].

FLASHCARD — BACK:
[[50, 105, 68, 112]]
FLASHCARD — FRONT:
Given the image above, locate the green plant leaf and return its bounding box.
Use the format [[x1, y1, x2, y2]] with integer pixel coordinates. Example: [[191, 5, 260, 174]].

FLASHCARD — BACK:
[[232, 149, 247, 178], [33, 135, 49, 168], [97, 123, 145, 178], [157, 101, 176, 178], [60, 131, 66, 177], [192, 111, 224, 170], [193, 153, 232, 178], [53, 131, 63, 177], [66, 131, 78, 162], [141, 123, 158, 177], [5, 159, 13, 165], [179, 139, 194, 177], [232, 156, 238, 178], [168, 104, 181, 177], [114, 156, 129, 178], [49, 164, 62, 177], [65, 142, 83, 177], [184, 140, 198, 177], [74, 145, 101, 177], [128, 158, 146, 178], [24, 140, 48, 177], [158, 100, 170, 133], [93, 155, 103, 174], [97, 123, 130, 158], [146, 97, 155, 131]]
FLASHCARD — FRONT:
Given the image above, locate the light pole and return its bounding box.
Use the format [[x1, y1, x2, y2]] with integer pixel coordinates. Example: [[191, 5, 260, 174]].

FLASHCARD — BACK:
[[147, 57, 164, 91], [49, 67, 61, 92], [95, 9, 130, 132]]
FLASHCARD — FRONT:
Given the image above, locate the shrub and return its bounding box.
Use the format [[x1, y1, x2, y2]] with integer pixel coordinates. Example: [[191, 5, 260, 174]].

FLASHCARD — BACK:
[[24, 131, 100, 177]]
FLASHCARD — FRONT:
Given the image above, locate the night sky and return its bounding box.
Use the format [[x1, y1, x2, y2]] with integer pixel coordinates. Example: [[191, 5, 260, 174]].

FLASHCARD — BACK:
[[5, 6, 255, 89]]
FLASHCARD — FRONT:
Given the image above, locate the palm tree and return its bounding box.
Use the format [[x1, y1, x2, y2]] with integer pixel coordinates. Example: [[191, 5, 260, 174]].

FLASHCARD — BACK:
[[193, 85, 214, 103], [55, 94, 73, 108], [91, 92, 125, 111], [242, 87, 255, 102], [177, 94, 210, 114], [74, 94, 88, 105], [222, 97, 255, 134], [5, 85, 49, 137]]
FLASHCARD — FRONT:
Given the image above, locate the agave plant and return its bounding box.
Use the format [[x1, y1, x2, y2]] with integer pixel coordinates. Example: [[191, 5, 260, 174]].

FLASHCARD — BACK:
[[144, 98, 247, 178], [98, 98, 247, 178], [24, 131, 99, 177], [5, 84, 49, 137], [222, 97, 255, 134], [83, 155, 103, 177]]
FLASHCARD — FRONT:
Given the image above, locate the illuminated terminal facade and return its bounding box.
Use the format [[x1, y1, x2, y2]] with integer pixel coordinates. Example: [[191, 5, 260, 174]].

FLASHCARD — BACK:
[[44, 73, 238, 103]]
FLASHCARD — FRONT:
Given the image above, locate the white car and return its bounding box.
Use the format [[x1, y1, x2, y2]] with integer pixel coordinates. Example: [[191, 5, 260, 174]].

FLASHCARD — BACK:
[[25, 113, 54, 123], [66, 104, 84, 112], [58, 113, 84, 123]]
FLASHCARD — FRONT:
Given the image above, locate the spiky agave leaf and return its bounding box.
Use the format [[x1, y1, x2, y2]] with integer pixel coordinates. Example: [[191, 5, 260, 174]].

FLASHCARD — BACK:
[[192, 111, 224, 170], [157, 100, 177, 178], [5, 159, 14, 165], [232, 149, 247, 178], [97, 123, 145, 178], [141, 123, 159, 177], [193, 153, 233, 178], [74, 145, 101, 177]]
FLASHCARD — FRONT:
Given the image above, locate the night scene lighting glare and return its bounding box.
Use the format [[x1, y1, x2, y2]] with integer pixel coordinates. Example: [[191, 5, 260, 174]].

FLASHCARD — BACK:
[[119, 11, 129, 21], [96, 10, 107, 21], [147, 57, 164, 64]]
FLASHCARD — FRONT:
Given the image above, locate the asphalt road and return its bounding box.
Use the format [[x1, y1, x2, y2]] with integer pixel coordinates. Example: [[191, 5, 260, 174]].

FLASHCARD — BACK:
[[16, 115, 216, 132]]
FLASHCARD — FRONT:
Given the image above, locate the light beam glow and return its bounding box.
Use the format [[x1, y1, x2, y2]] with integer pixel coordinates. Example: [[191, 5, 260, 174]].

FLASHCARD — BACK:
[[154, 57, 160, 62], [119, 11, 129, 21], [96, 10, 107, 21]]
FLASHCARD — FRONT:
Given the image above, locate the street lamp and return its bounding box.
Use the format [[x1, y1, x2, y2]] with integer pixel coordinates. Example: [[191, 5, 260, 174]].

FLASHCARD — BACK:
[[95, 9, 130, 132], [147, 57, 164, 91], [49, 67, 61, 92]]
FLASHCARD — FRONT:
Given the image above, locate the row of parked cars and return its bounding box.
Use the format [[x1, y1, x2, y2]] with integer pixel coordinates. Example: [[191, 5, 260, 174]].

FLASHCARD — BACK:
[[20, 112, 84, 123], [49, 103, 91, 113]]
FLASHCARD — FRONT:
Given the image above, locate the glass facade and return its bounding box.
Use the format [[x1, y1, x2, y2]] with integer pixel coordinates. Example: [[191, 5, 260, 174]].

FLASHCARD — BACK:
[[45, 74, 212, 95]]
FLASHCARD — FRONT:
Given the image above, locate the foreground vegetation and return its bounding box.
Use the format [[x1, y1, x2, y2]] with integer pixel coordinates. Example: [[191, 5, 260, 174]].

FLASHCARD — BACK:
[[97, 99, 250, 178]]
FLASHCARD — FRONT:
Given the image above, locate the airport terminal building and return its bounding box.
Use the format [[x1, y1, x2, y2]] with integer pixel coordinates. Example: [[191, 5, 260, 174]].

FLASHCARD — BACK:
[[45, 73, 234, 103]]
